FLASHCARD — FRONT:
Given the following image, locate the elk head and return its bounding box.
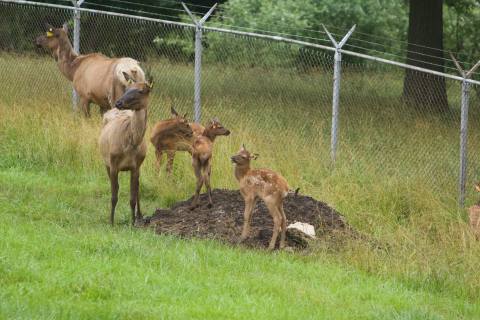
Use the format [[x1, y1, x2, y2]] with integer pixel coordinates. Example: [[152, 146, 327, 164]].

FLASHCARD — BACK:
[[115, 72, 154, 110], [206, 117, 230, 137], [35, 23, 69, 58], [231, 144, 259, 166]]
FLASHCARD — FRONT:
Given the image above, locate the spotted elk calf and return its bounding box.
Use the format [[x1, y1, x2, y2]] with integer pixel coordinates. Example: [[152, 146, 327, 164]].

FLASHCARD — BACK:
[[189, 118, 230, 209], [231, 145, 289, 250]]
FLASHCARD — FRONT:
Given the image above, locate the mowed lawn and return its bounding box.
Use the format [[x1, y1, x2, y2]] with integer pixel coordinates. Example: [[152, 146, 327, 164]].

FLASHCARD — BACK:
[[1, 168, 478, 319], [1, 54, 480, 319]]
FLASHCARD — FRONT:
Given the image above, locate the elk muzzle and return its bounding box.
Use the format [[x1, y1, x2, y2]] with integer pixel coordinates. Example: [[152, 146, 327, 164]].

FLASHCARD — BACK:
[[35, 35, 46, 48]]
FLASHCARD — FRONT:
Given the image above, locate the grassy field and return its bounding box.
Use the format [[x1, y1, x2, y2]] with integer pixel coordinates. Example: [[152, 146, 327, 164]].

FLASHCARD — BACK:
[[1, 54, 480, 319]]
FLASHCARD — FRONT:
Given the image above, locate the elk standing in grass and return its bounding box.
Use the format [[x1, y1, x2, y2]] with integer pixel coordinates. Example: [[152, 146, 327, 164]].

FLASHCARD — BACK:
[[35, 23, 144, 116], [469, 183, 480, 240], [98, 73, 152, 225], [231, 145, 289, 250], [150, 107, 198, 175], [190, 118, 230, 209]]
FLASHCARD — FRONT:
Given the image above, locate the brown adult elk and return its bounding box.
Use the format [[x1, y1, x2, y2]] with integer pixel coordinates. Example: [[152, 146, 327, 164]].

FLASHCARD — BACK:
[[35, 23, 144, 116], [150, 107, 194, 174], [98, 73, 152, 226], [231, 145, 290, 250], [190, 118, 230, 209]]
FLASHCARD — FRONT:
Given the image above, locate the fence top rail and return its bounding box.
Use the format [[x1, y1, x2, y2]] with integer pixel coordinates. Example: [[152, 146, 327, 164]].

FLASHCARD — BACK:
[[2, 0, 480, 86]]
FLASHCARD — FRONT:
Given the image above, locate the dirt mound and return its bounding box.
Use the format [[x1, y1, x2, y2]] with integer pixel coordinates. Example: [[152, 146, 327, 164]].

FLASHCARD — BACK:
[[145, 189, 351, 249]]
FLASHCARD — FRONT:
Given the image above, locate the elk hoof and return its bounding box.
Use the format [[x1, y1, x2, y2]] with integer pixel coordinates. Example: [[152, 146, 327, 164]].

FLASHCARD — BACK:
[[134, 217, 148, 228]]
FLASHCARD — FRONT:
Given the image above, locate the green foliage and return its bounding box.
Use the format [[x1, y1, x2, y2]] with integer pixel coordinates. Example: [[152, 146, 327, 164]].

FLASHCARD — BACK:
[[444, 1, 480, 74], [206, 0, 408, 65]]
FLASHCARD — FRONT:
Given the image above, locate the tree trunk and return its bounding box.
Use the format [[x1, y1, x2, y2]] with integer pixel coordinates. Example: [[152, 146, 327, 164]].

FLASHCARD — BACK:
[[403, 0, 449, 111]]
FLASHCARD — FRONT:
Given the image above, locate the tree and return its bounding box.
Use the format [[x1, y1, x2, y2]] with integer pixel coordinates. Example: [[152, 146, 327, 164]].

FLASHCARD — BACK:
[[403, 0, 449, 111]]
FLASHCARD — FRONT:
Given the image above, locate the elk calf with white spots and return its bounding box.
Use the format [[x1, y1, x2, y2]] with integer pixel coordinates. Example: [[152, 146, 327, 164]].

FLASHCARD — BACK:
[[189, 118, 230, 210], [231, 145, 290, 250]]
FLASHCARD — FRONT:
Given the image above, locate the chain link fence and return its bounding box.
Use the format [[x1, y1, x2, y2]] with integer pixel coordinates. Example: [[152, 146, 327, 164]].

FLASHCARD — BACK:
[[1, 0, 479, 209]]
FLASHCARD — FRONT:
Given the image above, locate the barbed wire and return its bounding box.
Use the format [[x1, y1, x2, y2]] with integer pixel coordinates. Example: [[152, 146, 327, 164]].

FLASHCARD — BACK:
[[27, 0, 480, 76], [105, 0, 478, 70], [83, 2, 183, 21]]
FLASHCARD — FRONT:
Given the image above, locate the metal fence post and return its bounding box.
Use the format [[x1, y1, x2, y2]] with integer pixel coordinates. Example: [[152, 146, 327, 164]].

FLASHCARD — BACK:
[[451, 54, 480, 206], [71, 0, 84, 112], [323, 25, 355, 163], [459, 79, 469, 207], [182, 2, 217, 123]]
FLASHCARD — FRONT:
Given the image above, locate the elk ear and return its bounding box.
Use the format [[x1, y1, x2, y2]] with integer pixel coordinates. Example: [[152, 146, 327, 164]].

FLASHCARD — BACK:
[[241, 143, 246, 151], [213, 117, 219, 123], [171, 106, 178, 116], [146, 80, 154, 89], [62, 22, 68, 33], [122, 71, 135, 85], [183, 113, 187, 119], [45, 22, 54, 37], [251, 153, 259, 160]]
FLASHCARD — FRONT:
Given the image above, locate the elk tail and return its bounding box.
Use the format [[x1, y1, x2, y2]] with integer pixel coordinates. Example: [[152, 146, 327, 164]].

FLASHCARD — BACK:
[[288, 187, 300, 197]]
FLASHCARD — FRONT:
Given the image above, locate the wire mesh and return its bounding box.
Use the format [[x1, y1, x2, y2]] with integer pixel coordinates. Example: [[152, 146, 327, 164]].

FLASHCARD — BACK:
[[0, 0, 478, 208]]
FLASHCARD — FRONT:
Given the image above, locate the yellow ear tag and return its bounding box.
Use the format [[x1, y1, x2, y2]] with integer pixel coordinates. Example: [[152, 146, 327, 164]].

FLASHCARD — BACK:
[[46, 31, 54, 37], [127, 79, 134, 85]]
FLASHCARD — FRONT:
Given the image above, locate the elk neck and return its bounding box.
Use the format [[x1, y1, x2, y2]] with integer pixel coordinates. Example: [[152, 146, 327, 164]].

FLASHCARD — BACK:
[[56, 36, 79, 81], [202, 127, 218, 142], [234, 162, 251, 181], [129, 108, 148, 147]]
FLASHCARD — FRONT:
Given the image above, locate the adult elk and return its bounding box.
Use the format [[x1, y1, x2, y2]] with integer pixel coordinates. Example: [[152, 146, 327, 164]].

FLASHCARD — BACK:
[[98, 73, 152, 226], [35, 23, 145, 116]]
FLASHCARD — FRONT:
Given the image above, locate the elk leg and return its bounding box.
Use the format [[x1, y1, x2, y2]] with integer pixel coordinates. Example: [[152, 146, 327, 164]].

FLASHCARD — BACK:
[[266, 202, 281, 250], [278, 203, 287, 249], [166, 150, 175, 176], [189, 158, 203, 210], [79, 97, 91, 117], [130, 169, 142, 225], [136, 169, 143, 220], [109, 168, 119, 226], [155, 149, 163, 173], [204, 160, 213, 208], [240, 195, 256, 242]]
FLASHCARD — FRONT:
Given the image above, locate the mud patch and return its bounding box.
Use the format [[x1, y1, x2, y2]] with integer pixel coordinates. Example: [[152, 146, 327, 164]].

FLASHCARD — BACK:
[[146, 189, 352, 249]]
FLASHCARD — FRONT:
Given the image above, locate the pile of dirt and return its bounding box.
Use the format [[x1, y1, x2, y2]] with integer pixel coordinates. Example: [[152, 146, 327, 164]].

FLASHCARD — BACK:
[[145, 189, 352, 250]]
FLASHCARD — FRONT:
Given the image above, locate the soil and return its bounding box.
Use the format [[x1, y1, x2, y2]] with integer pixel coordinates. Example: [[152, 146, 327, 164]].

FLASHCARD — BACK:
[[144, 189, 352, 250]]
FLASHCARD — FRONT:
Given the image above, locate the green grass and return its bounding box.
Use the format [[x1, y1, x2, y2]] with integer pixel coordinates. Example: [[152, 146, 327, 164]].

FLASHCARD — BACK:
[[1, 54, 480, 319]]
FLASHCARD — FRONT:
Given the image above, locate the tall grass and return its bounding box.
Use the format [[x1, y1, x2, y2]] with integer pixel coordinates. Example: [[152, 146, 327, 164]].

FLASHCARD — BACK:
[[1, 54, 480, 316]]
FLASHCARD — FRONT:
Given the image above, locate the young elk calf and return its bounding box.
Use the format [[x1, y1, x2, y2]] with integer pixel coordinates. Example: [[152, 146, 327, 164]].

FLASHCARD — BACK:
[[231, 145, 289, 250], [150, 107, 194, 174], [469, 183, 480, 239], [190, 118, 230, 209], [98, 73, 153, 225]]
